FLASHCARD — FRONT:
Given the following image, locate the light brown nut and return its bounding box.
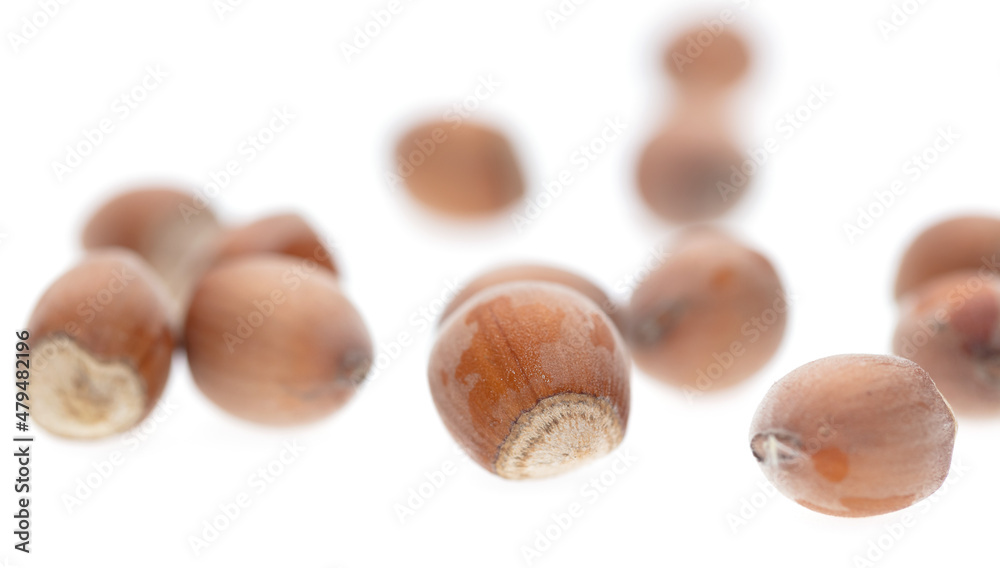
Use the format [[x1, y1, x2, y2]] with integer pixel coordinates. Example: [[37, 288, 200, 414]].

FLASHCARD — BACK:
[[429, 282, 630, 479], [184, 255, 372, 425], [627, 228, 786, 391], [28, 249, 175, 439], [750, 354, 957, 517], [894, 270, 1000, 415]]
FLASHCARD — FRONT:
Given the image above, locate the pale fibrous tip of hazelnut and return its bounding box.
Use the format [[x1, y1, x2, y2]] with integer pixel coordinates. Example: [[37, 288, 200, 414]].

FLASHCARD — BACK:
[[494, 393, 623, 480], [750, 431, 803, 466], [29, 336, 147, 439]]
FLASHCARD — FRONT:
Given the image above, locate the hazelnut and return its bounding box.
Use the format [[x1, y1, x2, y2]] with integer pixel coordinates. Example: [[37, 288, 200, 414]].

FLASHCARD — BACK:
[[27, 249, 174, 439], [636, 122, 748, 222], [211, 213, 337, 275], [893, 271, 1000, 415], [81, 187, 221, 321], [428, 282, 630, 479], [395, 121, 525, 217], [663, 27, 750, 91], [894, 215, 1000, 300], [184, 255, 372, 425], [627, 228, 786, 391], [440, 264, 622, 330], [750, 354, 957, 517]]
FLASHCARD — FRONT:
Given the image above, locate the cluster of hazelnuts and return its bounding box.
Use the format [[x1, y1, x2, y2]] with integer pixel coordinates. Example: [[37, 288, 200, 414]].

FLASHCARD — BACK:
[[29, 188, 372, 436], [27, 25, 995, 523]]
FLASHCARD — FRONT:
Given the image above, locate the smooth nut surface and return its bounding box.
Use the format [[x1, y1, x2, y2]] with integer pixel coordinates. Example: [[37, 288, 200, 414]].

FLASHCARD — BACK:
[[663, 27, 750, 90], [627, 228, 786, 391], [27, 249, 175, 439], [395, 121, 524, 217], [184, 255, 372, 425], [637, 124, 748, 222], [212, 213, 338, 275], [439, 264, 622, 330], [750, 354, 957, 517], [895, 215, 1000, 300], [429, 282, 630, 479], [894, 271, 1000, 415], [81, 187, 221, 322]]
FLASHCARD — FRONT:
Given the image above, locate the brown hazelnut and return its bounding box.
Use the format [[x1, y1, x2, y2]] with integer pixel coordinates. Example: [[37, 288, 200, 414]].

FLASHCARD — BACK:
[[663, 27, 750, 91], [439, 264, 622, 330], [183, 255, 372, 425], [895, 215, 1000, 300], [27, 249, 174, 439], [395, 121, 524, 217], [627, 228, 786, 391], [81, 187, 221, 320], [637, 122, 748, 222], [429, 282, 630, 479], [893, 271, 1000, 415], [211, 213, 337, 275], [750, 354, 957, 517]]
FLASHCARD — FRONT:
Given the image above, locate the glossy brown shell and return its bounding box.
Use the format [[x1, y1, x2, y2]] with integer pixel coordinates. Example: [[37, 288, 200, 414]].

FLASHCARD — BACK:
[[429, 282, 630, 477], [439, 264, 622, 330]]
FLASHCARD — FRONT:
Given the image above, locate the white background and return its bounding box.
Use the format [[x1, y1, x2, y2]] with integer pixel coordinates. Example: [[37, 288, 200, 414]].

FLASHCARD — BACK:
[[2, 1, 999, 567]]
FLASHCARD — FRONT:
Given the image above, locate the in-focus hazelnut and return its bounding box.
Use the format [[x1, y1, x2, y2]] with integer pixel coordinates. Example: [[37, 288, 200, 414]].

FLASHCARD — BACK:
[[184, 255, 372, 425], [894, 215, 1000, 300], [429, 282, 630, 479], [637, 123, 748, 222], [440, 264, 622, 330], [82, 187, 221, 320], [395, 121, 524, 217], [893, 271, 1000, 415], [212, 213, 337, 275], [27, 249, 174, 439], [627, 228, 786, 391], [750, 354, 956, 517]]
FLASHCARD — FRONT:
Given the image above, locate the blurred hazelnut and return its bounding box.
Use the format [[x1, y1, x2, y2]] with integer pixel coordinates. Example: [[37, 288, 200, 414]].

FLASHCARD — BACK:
[[895, 215, 1000, 300], [429, 282, 630, 479], [27, 250, 174, 439], [627, 228, 786, 391], [894, 271, 1000, 415], [184, 255, 372, 425], [212, 213, 337, 275], [750, 354, 956, 517], [81, 187, 221, 321], [637, 122, 748, 222], [440, 264, 622, 330], [395, 121, 524, 217], [663, 27, 750, 91]]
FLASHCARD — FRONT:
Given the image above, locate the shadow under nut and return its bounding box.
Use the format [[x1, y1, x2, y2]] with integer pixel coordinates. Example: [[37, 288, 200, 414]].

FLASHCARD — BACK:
[[627, 228, 786, 391], [894, 271, 1000, 415], [750, 354, 956, 517], [27, 249, 175, 439], [428, 282, 630, 479], [184, 255, 372, 425]]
